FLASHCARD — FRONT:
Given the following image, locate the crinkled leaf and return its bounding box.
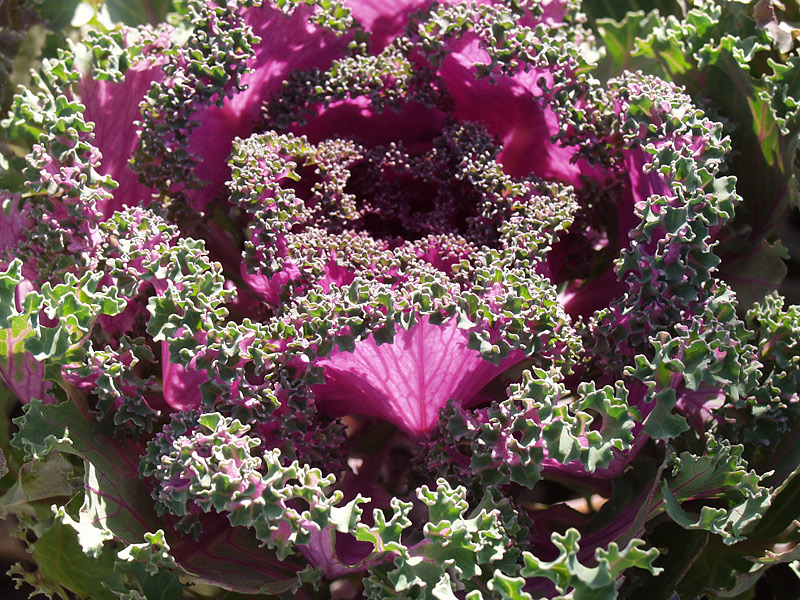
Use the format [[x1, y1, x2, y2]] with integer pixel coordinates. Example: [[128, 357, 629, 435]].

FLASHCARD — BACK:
[[511, 528, 662, 600], [660, 437, 771, 544], [358, 479, 520, 600]]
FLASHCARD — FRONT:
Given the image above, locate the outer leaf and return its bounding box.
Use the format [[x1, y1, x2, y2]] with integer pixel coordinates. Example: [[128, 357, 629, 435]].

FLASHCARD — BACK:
[[111, 560, 187, 600], [0, 451, 81, 519], [104, 0, 173, 25], [582, 0, 682, 25], [593, 11, 667, 82], [12, 398, 159, 553], [659, 437, 771, 545], [617, 523, 710, 600], [514, 528, 662, 600], [8, 520, 123, 600]]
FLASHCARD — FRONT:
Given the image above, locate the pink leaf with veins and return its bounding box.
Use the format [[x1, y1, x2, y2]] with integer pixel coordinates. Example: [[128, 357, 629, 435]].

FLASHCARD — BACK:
[[314, 315, 523, 436]]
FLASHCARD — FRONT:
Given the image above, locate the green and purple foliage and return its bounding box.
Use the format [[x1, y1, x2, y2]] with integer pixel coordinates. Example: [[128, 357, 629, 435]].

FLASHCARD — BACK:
[[1, 0, 800, 598]]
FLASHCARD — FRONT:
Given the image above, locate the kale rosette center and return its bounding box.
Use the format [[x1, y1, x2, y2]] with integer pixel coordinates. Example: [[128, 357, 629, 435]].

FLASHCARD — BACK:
[[4, 0, 795, 598]]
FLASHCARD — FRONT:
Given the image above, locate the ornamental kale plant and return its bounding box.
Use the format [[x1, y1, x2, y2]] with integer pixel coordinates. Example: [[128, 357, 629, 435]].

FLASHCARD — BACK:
[[2, 0, 800, 598]]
